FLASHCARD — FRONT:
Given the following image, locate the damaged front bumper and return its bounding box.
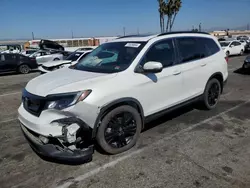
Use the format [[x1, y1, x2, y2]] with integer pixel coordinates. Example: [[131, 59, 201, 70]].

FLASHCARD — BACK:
[[20, 120, 94, 164]]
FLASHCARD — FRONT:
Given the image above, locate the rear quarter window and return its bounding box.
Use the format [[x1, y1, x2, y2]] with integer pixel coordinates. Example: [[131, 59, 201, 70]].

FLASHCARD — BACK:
[[201, 38, 220, 56]]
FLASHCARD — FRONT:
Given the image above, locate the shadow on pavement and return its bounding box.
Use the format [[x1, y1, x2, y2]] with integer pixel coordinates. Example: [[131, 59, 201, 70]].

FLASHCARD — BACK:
[[234, 68, 250, 75]]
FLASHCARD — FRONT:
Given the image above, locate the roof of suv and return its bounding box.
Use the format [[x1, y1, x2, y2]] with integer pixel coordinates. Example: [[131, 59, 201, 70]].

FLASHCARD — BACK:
[[114, 31, 211, 42]]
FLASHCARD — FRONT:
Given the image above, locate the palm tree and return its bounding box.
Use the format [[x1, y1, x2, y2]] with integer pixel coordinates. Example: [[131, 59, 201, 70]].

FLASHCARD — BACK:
[[158, 0, 165, 33], [163, 0, 182, 32], [170, 0, 182, 31]]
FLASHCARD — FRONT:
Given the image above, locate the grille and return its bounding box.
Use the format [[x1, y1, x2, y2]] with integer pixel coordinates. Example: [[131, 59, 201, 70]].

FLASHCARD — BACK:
[[22, 89, 46, 117]]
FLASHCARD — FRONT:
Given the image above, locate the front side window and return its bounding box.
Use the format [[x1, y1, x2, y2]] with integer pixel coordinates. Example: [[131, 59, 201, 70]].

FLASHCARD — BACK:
[[235, 42, 241, 46], [231, 42, 237, 46], [220, 42, 230, 47], [141, 39, 175, 68], [74, 42, 146, 73], [176, 37, 201, 63]]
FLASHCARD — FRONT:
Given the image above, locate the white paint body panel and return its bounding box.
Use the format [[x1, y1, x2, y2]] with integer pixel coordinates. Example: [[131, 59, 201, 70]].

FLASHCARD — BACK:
[[18, 33, 228, 137]]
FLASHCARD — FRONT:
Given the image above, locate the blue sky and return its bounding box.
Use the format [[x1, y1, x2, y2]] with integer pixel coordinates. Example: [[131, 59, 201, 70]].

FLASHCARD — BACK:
[[1, 0, 249, 39]]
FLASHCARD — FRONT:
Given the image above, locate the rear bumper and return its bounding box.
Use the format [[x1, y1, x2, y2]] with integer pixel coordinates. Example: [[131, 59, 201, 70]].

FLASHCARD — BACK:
[[20, 123, 94, 164]]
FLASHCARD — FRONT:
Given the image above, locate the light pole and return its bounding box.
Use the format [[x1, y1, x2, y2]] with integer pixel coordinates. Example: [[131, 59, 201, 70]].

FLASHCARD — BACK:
[[199, 23, 201, 32]]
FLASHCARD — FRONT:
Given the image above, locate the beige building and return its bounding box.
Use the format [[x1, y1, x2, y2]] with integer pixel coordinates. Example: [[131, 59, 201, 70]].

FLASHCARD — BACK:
[[210, 30, 250, 37]]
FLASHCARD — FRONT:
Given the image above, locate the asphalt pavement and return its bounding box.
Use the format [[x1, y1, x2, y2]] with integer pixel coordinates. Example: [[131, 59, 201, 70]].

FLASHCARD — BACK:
[[0, 55, 250, 188]]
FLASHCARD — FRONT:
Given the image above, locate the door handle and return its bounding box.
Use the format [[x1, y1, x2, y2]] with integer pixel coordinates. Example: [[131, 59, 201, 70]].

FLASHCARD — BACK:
[[173, 70, 181, 75], [201, 63, 207, 67]]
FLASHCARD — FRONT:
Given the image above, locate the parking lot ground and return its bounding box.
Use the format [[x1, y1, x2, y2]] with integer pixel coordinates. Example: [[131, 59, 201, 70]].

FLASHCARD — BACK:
[[0, 55, 250, 188]]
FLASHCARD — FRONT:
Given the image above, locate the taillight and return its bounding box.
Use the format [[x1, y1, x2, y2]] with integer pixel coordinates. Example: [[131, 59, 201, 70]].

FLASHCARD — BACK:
[[225, 57, 228, 63]]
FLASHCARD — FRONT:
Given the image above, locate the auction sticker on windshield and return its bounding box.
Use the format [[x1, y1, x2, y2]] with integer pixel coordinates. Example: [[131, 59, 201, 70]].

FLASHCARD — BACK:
[[125, 43, 141, 48]]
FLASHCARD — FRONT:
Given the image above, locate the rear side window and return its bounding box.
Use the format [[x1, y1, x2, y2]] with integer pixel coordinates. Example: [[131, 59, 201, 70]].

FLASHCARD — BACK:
[[5, 54, 16, 61], [176, 37, 201, 63], [200, 38, 220, 56]]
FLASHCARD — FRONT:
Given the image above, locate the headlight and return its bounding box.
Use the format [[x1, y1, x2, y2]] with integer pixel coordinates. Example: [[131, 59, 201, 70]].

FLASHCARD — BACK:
[[245, 59, 249, 63], [44, 90, 92, 110]]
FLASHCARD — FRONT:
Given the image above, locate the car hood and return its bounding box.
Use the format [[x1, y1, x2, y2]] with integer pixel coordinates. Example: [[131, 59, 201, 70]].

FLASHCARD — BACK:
[[42, 60, 72, 67], [25, 68, 116, 96]]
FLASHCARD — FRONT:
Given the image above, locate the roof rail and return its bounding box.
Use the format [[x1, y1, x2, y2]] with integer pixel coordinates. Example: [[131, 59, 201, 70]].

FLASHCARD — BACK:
[[116, 34, 154, 39], [158, 31, 210, 37]]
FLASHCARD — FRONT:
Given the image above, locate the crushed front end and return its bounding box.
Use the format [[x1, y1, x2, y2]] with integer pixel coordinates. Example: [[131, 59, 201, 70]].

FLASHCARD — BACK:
[[18, 89, 96, 164]]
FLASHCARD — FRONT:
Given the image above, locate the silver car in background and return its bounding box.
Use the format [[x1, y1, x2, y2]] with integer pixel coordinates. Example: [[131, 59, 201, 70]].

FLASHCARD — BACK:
[[38, 50, 92, 73], [29, 50, 64, 65]]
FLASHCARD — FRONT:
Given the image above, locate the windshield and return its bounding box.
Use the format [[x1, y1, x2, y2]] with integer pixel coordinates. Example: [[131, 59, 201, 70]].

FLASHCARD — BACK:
[[220, 42, 230, 47], [66, 52, 83, 61], [73, 41, 146, 73]]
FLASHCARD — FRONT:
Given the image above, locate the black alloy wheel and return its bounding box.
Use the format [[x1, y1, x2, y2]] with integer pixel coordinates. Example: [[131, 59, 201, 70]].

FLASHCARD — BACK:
[[18, 64, 30, 74], [207, 82, 220, 107], [104, 112, 137, 148], [200, 78, 221, 110], [96, 105, 142, 154]]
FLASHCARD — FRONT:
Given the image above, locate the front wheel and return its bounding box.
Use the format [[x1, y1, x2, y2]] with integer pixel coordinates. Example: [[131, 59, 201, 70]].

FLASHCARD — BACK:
[[201, 78, 221, 110], [226, 51, 230, 57], [18, 64, 31, 74], [96, 105, 142, 154]]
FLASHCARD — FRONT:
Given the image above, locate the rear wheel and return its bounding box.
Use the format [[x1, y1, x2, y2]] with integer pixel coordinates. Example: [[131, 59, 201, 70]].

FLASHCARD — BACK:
[[201, 78, 221, 110], [96, 105, 142, 154], [18, 64, 30, 74], [53, 58, 60, 61], [240, 49, 244, 56]]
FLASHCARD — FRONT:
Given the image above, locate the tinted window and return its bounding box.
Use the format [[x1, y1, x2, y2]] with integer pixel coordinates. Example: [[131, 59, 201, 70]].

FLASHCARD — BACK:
[[231, 42, 237, 46], [66, 52, 83, 61], [142, 39, 175, 68], [176, 37, 201, 63], [5, 54, 16, 61], [235, 42, 241, 46], [201, 38, 220, 56]]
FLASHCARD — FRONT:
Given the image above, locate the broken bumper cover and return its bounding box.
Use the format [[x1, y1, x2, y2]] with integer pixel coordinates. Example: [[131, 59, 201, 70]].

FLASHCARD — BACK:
[[20, 123, 94, 164]]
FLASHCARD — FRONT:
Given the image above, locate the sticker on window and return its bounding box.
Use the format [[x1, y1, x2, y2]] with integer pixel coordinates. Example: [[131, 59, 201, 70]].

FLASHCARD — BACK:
[[125, 43, 141, 48]]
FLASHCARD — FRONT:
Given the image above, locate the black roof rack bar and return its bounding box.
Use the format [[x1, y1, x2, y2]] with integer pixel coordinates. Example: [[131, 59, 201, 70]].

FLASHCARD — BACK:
[[158, 31, 210, 37], [116, 34, 154, 39]]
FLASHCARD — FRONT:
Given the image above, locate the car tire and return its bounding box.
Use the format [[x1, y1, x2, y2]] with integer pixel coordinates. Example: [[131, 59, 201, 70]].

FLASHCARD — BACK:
[[96, 105, 142, 154], [53, 58, 60, 61], [200, 78, 221, 110], [242, 63, 248, 69], [18, 64, 31, 74], [226, 51, 230, 57], [240, 49, 244, 56]]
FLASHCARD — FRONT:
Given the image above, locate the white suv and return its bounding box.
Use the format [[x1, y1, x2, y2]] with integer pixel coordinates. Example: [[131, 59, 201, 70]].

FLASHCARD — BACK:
[[18, 32, 228, 163]]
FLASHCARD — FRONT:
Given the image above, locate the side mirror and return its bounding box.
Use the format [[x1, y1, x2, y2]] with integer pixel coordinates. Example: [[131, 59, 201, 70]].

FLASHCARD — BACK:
[[143, 61, 163, 73], [230, 45, 234, 47]]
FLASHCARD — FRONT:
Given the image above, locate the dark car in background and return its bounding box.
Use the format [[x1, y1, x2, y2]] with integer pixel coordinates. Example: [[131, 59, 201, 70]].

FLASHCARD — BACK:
[[39, 39, 65, 51], [0, 53, 38, 74], [242, 56, 250, 70], [244, 42, 250, 52]]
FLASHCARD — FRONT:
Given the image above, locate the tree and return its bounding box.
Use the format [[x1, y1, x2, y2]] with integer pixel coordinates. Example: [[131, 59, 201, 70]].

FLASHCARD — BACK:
[[163, 0, 182, 32], [158, 0, 166, 33]]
